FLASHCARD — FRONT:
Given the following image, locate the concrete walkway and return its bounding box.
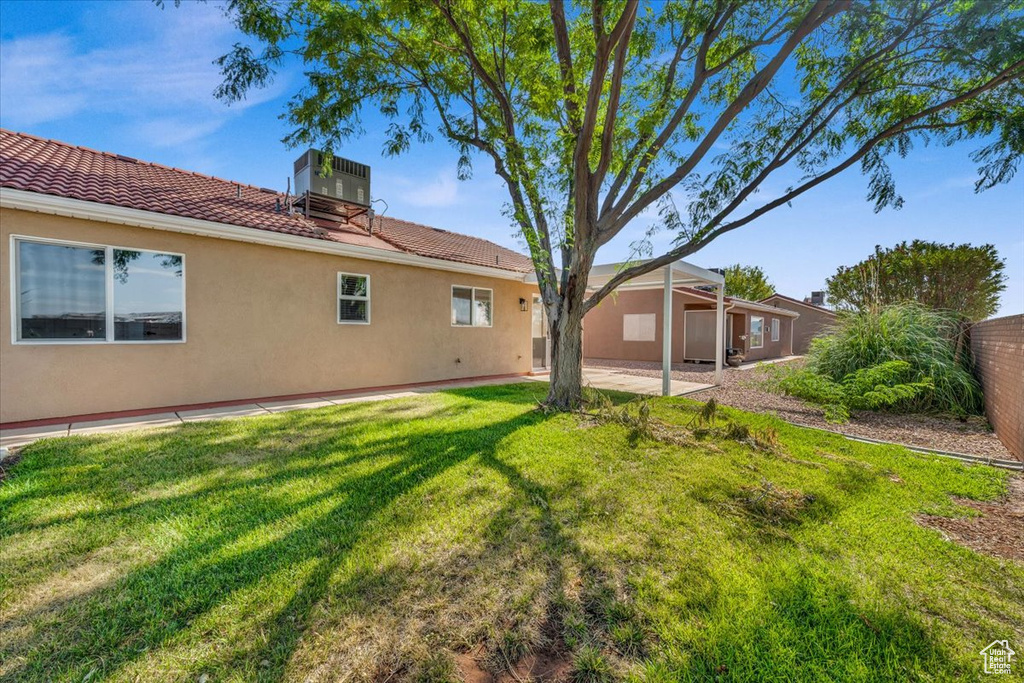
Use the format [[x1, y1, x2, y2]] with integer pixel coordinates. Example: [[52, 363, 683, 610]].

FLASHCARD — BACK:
[[0, 376, 529, 451], [0, 369, 714, 453], [553, 366, 713, 397], [734, 355, 802, 370]]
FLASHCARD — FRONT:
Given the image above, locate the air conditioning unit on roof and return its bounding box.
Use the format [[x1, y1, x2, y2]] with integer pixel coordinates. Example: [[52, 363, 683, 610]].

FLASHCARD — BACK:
[[293, 149, 371, 206]]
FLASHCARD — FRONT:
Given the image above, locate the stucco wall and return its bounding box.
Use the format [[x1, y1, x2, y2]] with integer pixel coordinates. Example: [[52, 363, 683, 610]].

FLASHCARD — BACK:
[[582, 289, 686, 363], [581, 288, 794, 364], [0, 208, 535, 424], [740, 309, 793, 361], [970, 314, 1024, 460], [761, 296, 834, 354]]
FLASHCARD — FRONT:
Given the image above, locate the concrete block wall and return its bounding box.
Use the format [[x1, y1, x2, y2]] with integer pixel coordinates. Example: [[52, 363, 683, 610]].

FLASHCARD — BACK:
[[970, 314, 1024, 460]]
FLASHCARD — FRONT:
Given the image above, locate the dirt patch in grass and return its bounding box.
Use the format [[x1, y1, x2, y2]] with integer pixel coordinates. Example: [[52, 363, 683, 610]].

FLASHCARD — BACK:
[[0, 449, 22, 482], [918, 475, 1024, 562], [456, 642, 573, 682], [587, 359, 1013, 459]]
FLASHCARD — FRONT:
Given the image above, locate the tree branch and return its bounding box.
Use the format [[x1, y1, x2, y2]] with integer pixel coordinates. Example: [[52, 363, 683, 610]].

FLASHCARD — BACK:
[[583, 59, 1023, 311]]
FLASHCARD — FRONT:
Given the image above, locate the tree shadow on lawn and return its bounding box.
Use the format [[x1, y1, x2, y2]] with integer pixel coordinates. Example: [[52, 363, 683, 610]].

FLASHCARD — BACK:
[[1, 389, 558, 682], [0, 385, 983, 682], [663, 568, 964, 682]]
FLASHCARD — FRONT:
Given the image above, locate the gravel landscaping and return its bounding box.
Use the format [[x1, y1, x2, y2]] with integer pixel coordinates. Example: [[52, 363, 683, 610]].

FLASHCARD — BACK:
[[586, 358, 1015, 460]]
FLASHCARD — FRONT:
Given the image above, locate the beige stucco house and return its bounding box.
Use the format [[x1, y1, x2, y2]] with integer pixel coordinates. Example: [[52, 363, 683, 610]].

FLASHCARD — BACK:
[[759, 293, 836, 354], [583, 286, 799, 365], [0, 130, 542, 426]]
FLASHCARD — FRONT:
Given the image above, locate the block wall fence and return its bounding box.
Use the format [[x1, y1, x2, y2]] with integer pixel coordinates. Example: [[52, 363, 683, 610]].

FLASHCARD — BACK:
[[970, 314, 1023, 461]]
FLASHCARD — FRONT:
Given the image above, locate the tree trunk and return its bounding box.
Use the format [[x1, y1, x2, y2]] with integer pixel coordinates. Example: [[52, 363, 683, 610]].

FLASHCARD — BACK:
[[546, 304, 585, 409], [544, 252, 592, 410]]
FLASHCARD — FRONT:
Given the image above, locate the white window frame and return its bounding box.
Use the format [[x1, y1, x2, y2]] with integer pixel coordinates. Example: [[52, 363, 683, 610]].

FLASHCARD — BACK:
[[337, 272, 371, 325], [750, 315, 764, 349], [10, 234, 186, 345], [451, 285, 493, 328], [771, 318, 780, 342]]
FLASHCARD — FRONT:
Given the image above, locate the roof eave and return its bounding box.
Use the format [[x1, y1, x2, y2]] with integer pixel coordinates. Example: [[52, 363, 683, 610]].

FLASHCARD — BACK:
[[0, 188, 532, 282]]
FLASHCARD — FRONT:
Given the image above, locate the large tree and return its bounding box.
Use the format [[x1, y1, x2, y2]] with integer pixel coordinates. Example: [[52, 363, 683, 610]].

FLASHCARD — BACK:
[[723, 264, 775, 301], [211, 0, 1024, 408], [826, 240, 1006, 320]]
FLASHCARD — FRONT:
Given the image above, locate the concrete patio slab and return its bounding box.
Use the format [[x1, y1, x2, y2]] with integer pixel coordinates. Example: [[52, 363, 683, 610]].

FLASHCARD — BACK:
[[177, 405, 271, 422], [1, 423, 71, 449], [257, 399, 335, 413], [581, 367, 712, 397], [70, 413, 182, 435]]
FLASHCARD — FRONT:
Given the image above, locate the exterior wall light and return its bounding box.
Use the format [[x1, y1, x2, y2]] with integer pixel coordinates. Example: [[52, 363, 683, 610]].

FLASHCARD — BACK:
[[519, 297, 528, 312]]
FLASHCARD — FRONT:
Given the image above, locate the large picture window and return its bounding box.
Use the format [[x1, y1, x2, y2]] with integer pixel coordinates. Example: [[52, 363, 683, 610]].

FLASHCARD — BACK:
[[337, 273, 370, 324], [14, 237, 184, 343], [452, 286, 492, 327], [750, 316, 764, 348]]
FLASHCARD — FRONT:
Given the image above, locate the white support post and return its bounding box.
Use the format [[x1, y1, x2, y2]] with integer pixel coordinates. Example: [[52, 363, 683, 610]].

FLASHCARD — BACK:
[[662, 265, 673, 396], [714, 283, 724, 385]]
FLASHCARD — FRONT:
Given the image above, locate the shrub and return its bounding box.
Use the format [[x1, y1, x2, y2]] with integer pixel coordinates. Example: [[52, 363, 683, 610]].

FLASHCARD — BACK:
[[803, 304, 983, 416], [777, 360, 937, 423]]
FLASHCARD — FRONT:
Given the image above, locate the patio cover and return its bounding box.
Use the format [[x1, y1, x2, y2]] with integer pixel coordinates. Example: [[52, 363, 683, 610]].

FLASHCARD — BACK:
[[530, 260, 726, 395]]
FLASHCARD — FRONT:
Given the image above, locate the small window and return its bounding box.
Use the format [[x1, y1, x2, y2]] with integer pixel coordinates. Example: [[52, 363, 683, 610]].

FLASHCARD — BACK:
[[338, 273, 370, 324], [14, 237, 184, 343], [750, 316, 764, 348], [771, 318, 780, 342], [623, 313, 656, 342], [452, 286, 492, 327]]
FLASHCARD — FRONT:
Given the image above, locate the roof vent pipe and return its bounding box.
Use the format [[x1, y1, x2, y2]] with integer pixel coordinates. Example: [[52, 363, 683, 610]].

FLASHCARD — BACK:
[[368, 197, 388, 236]]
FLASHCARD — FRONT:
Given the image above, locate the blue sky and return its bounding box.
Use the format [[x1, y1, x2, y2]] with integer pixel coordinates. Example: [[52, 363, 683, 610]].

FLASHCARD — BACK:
[[2, 0, 1022, 315]]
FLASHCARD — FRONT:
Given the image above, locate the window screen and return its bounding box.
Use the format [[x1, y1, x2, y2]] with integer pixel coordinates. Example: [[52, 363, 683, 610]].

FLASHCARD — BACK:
[[18, 241, 106, 340], [338, 273, 370, 323], [452, 286, 492, 327]]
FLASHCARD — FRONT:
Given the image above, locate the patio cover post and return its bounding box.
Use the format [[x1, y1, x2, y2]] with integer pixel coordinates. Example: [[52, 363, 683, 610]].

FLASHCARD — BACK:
[[714, 283, 724, 385], [662, 265, 672, 396]]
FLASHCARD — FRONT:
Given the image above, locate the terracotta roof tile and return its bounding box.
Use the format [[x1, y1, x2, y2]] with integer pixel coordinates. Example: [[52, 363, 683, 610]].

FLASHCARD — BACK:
[[357, 214, 534, 273], [0, 129, 533, 273]]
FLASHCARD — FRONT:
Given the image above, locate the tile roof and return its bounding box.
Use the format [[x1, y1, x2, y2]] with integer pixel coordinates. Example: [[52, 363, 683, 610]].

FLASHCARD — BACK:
[[675, 286, 800, 316], [759, 293, 836, 316], [359, 214, 534, 273], [0, 129, 533, 273]]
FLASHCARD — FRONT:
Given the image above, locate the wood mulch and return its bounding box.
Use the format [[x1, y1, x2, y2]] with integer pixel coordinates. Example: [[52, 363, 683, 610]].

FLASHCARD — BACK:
[[917, 475, 1024, 562], [586, 359, 1015, 460]]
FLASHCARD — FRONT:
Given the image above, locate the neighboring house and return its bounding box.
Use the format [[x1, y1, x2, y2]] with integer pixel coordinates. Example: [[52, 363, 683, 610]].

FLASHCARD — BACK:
[[583, 286, 798, 365], [759, 293, 837, 354], [0, 130, 540, 426]]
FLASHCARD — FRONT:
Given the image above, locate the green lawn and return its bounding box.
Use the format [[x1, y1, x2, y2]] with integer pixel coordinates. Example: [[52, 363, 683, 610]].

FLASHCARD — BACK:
[[1, 383, 1021, 682]]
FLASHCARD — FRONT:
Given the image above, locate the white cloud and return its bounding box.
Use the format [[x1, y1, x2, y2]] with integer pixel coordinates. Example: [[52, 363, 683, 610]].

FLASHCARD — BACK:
[[0, 3, 283, 143], [388, 168, 461, 208], [132, 117, 227, 148], [913, 174, 979, 199]]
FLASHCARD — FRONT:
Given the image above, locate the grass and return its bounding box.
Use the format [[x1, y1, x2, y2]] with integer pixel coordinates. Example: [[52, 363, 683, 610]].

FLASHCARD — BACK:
[[1, 383, 1021, 682]]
